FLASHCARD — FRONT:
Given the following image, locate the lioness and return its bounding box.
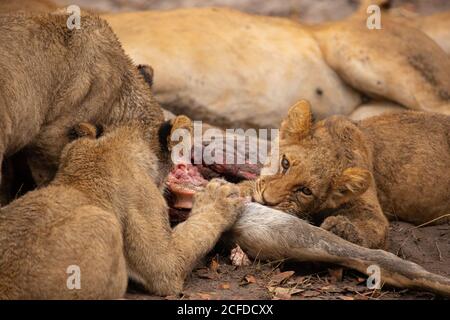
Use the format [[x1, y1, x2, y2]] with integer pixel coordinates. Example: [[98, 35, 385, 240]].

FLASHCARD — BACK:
[[0, 12, 163, 203], [0, 0, 57, 14], [2, 3, 448, 131], [0, 120, 244, 299], [104, 6, 450, 129], [249, 100, 450, 249]]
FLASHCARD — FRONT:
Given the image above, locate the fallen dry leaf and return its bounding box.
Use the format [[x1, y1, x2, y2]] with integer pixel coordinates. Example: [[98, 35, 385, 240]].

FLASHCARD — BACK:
[[302, 290, 321, 298], [190, 292, 213, 300], [344, 285, 369, 293], [240, 274, 257, 286], [195, 268, 217, 280], [273, 292, 292, 300], [328, 267, 344, 282], [321, 285, 344, 293], [230, 245, 251, 267], [209, 257, 220, 273], [288, 276, 306, 286], [338, 295, 355, 301], [356, 277, 366, 284], [269, 271, 295, 286], [219, 282, 231, 290], [268, 286, 303, 300]]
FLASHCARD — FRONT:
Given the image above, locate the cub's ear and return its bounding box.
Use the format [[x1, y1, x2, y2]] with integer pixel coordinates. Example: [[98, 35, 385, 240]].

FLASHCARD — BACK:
[[280, 100, 313, 142], [138, 64, 154, 89], [67, 123, 102, 141], [158, 115, 193, 153], [329, 167, 371, 208], [169, 115, 193, 151]]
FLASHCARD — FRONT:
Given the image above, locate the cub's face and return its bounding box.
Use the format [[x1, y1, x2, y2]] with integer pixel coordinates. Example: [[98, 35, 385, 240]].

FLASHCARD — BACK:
[[255, 134, 338, 221], [253, 101, 371, 223]]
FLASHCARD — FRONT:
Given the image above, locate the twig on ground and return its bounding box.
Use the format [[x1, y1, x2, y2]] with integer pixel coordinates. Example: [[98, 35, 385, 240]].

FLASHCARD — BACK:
[[413, 214, 450, 229], [435, 241, 443, 262], [396, 214, 449, 256]]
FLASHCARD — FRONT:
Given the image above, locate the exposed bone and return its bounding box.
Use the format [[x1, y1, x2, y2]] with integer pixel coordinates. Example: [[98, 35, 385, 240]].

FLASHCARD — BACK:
[[231, 203, 450, 297]]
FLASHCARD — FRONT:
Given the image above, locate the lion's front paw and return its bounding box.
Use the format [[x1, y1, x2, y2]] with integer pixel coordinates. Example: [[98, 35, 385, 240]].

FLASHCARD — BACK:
[[237, 180, 255, 199], [192, 179, 245, 224], [192, 178, 228, 208], [320, 215, 367, 247]]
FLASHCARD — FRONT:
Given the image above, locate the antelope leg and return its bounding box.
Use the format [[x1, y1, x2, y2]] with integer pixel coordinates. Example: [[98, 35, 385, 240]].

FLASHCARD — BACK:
[[231, 203, 450, 297]]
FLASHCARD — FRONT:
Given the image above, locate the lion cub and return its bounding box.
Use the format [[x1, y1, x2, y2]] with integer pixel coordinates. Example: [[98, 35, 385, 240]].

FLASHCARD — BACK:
[[0, 120, 244, 299], [251, 100, 449, 249]]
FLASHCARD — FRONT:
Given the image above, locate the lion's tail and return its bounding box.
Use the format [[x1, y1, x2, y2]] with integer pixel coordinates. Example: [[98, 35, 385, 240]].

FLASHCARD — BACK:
[[231, 203, 450, 297]]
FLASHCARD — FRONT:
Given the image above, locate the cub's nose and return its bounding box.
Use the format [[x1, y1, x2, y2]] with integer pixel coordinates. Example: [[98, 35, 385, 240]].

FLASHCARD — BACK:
[[257, 178, 288, 207], [254, 179, 279, 206], [259, 191, 279, 206]]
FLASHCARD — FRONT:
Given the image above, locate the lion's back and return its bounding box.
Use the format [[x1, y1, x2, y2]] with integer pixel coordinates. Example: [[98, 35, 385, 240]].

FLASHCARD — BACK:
[[361, 111, 450, 224]]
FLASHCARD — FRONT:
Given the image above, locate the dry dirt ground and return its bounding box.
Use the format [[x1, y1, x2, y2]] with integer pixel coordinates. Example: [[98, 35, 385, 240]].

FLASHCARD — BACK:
[[126, 220, 449, 301]]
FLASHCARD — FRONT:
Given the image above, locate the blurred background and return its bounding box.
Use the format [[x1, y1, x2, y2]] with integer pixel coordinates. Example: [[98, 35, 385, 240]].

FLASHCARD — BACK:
[[54, 0, 450, 23]]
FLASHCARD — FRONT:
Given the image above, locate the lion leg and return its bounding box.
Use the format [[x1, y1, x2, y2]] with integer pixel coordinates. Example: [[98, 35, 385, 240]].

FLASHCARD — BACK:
[[232, 203, 450, 297], [24, 123, 70, 186], [0, 205, 128, 299], [124, 179, 244, 296], [313, 20, 450, 115], [320, 191, 389, 249]]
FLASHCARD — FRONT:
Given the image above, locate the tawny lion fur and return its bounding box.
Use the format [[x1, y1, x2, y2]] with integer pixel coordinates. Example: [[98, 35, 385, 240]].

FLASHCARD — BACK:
[[0, 121, 244, 299], [0, 12, 163, 204], [247, 101, 450, 249]]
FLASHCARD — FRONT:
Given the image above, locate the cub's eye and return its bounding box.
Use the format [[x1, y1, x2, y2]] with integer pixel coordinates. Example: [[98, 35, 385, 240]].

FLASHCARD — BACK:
[[298, 186, 313, 196], [281, 156, 290, 172]]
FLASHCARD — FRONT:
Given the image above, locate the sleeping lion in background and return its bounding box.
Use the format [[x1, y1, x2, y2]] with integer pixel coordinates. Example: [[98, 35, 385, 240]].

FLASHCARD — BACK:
[[1, 0, 449, 128], [104, 2, 450, 128]]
